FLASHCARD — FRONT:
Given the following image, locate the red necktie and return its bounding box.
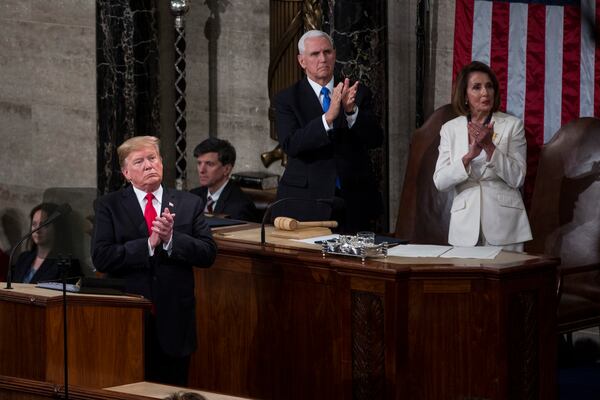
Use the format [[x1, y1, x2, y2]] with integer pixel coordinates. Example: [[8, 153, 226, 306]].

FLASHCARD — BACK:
[[206, 195, 214, 214], [144, 193, 157, 235]]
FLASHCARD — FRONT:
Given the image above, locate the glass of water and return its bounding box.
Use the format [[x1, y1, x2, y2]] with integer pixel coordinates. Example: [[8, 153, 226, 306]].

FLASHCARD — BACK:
[[356, 231, 375, 246]]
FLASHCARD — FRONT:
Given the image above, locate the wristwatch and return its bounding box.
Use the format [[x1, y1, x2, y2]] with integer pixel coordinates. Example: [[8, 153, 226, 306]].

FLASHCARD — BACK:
[[345, 106, 357, 116]]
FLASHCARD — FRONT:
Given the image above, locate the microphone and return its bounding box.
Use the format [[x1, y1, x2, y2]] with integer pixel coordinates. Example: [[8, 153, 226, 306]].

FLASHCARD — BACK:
[[5, 203, 72, 289], [260, 198, 336, 246]]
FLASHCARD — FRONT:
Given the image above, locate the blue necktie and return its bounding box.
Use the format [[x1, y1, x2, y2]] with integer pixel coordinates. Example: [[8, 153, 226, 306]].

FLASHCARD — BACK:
[[321, 86, 330, 112], [320, 86, 341, 189]]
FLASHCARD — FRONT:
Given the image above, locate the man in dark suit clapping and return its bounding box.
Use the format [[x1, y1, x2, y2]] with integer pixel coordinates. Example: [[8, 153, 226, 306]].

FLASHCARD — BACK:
[[273, 30, 383, 232], [190, 138, 257, 222], [91, 136, 217, 386]]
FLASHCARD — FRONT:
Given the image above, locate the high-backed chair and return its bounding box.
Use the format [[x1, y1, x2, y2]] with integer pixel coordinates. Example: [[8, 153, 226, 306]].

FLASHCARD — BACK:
[[42, 187, 99, 277], [395, 104, 457, 244], [526, 117, 600, 334]]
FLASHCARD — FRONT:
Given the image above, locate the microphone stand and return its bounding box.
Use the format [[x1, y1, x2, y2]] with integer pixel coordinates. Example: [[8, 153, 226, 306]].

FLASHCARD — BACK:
[[60, 255, 70, 400], [260, 198, 335, 246]]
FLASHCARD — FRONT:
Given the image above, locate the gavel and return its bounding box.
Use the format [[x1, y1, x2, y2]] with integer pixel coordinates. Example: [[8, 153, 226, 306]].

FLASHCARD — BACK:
[[274, 216, 338, 231]]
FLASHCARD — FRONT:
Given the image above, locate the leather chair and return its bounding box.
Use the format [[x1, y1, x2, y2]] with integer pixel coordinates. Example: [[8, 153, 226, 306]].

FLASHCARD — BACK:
[[526, 117, 600, 334], [42, 187, 99, 277], [395, 104, 457, 244]]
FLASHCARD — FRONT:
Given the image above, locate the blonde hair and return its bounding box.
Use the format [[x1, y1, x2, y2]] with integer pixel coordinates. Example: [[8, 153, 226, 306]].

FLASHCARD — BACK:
[[117, 136, 161, 168]]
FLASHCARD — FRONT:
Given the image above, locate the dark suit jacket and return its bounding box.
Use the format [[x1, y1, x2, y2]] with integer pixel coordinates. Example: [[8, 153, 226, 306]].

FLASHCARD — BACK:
[[91, 186, 217, 358], [13, 249, 82, 284], [190, 180, 258, 222], [273, 77, 384, 231]]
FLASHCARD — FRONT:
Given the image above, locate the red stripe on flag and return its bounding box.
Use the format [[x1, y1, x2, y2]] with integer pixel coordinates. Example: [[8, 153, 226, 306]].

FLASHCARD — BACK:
[[490, 1, 510, 112], [562, 4, 581, 125], [453, 0, 474, 87], [523, 3, 546, 208], [595, 2, 600, 115]]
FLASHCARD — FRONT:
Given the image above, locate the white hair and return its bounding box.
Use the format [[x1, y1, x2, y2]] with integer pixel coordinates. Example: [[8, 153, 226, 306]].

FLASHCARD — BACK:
[[298, 30, 334, 54]]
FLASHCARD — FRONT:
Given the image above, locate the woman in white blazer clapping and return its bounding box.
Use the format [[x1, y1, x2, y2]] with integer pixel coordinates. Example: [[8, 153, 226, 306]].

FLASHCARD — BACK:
[[433, 61, 532, 251]]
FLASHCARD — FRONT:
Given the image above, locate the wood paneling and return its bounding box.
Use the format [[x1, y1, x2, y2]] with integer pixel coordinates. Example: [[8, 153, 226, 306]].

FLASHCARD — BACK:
[[0, 285, 150, 389], [189, 238, 558, 400], [0, 375, 154, 400]]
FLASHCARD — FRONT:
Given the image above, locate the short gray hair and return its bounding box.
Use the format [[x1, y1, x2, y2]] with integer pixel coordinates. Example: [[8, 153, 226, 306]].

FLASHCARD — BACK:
[[298, 30, 334, 54]]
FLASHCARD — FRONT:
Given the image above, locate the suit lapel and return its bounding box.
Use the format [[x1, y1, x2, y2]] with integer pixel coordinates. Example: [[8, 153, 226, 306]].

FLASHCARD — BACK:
[[480, 113, 506, 177], [300, 78, 324, 119], [213, 182, 232, 214], [457, 116, 469, 159], [161, 188, 178, 215], [491, 113, 507, 146], [199, 187, 208, 203], [121, 186, 147, 237]]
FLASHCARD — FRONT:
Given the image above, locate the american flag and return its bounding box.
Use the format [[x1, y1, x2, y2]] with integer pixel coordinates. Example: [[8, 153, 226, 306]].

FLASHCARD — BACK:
[[453, 0, 600, 201]]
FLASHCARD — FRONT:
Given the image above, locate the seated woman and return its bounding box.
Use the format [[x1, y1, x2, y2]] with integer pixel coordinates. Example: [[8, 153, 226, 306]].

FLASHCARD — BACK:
[[13, 202, 81, 283], [433, 61, 532, 251]]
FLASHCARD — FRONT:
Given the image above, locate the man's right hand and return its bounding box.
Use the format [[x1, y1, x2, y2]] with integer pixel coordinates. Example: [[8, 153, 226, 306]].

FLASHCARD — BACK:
[[149, 230, 161, 249], [325, 81, 344, 126]]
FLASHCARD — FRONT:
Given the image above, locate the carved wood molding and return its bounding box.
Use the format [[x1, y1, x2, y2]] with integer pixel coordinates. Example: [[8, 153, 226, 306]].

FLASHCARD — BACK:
[[508, 291, 539, 399], [351, 290, 385, 400]]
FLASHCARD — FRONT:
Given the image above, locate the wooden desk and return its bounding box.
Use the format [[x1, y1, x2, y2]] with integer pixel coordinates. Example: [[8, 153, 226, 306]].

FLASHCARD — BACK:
[[0, 284, 151, 388], [189, 227, 558, 400], [0, 375, 155, 400]]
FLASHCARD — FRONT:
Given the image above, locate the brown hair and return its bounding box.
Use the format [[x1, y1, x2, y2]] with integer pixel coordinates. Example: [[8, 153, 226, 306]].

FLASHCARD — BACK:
[[117, 136, 161, 168], [28, 202, 59, 251], [451, 61, 501, 116]]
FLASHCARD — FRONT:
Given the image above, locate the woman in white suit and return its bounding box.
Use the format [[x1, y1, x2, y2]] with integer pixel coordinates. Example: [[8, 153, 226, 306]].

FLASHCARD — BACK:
[[433, 61, 532, 251]]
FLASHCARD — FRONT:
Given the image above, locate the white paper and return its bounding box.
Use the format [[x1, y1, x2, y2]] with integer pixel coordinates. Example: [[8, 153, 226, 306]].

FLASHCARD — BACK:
[[293, 234, 340, 244], [439, 246, 501, 259], [387, 244, 453, 257]]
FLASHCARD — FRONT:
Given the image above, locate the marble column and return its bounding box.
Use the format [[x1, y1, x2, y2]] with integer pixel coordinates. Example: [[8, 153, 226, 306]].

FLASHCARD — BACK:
[[96, 0, 161, 194], [322, 0, 388, 230]]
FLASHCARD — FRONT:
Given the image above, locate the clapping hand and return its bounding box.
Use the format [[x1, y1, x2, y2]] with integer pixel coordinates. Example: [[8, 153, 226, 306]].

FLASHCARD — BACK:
[[341, 78, 359, 113], [149, 208, 176, 248], [463, 122, 483, 166], [324, 82, 344, 126], [470, 120, 496, 159], [325, 79, 360, 125]]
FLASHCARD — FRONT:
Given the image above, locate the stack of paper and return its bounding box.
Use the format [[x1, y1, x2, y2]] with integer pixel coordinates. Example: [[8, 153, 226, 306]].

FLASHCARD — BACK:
[[387, 244, 452, 257], [439, 246, 501, 259]]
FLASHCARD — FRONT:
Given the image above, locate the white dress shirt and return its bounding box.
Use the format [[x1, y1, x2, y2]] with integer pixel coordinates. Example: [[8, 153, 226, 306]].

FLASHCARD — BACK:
[[131, 185, 173, 255]]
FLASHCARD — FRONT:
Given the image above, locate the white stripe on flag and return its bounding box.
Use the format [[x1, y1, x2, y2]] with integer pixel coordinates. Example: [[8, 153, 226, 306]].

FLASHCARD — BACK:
[[507, 2, 528, 120], [472, 0, 493, 65], [544, 6, 564, 142], [580, 0, 596, 116]]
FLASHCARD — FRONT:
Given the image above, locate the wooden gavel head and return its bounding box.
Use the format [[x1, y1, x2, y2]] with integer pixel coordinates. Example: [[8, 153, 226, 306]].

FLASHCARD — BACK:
[[273, 217, 338, 231], [274, 217, 299, 231]]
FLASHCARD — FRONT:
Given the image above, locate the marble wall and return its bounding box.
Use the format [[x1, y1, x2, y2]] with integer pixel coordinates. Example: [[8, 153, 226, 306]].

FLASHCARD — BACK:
[[183, 0, 278, 191], [96, 0, 161, 194], [424, 0, 455, 113], [0, 0, 458, 248], [322, 0, 389, 228], [0, 0, 97, 246]]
